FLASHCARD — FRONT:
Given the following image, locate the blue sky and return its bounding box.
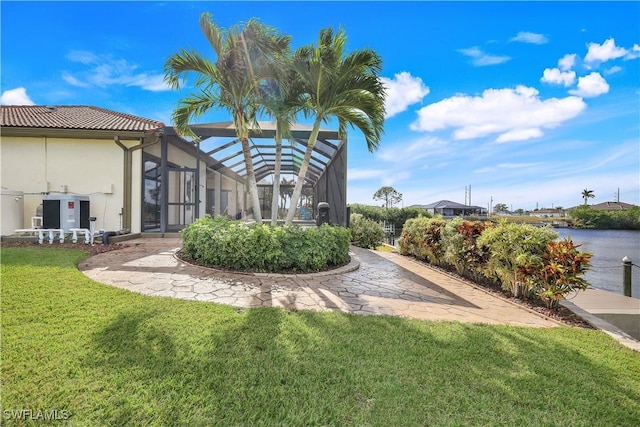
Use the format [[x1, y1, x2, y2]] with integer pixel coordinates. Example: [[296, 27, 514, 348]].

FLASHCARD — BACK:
[[2, 1, 639, 211]]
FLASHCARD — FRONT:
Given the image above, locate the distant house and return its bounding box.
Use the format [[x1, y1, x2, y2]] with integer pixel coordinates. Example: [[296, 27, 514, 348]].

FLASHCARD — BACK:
[[411, 200, 487, 218], [566, 201, 637, 213], [531, 208, 566, 218], [589, 201, 636, 212]]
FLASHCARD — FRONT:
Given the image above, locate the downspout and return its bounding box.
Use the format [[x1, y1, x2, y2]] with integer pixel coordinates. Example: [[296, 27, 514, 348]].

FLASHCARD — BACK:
[[195, 139, 200, 219], [114, 130, 163, 232]]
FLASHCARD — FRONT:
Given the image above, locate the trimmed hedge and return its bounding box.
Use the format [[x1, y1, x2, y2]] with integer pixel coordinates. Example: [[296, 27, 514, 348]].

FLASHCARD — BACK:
[[399, 217, 592, 309], [181, 215, 351, 272], [348, 204, 427, 233], [349, 214, 385, 249]]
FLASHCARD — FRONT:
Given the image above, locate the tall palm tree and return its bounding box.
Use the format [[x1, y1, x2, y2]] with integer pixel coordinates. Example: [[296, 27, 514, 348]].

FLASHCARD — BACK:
[[258, 67, 302, 224], [581, 189, 595, 205], [284, 28, 386, 224], [164, 12, 290, 223]]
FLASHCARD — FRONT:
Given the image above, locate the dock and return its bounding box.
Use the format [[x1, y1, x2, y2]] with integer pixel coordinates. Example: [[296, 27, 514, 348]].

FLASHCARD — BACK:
[[561, 288, 640, 351]]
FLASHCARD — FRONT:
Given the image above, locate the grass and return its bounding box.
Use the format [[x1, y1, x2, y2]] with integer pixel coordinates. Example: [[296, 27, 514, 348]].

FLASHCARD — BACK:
[[2, 247, 640, 426]]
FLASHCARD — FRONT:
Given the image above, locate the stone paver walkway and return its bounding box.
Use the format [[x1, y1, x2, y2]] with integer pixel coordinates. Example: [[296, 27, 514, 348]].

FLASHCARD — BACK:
[[79, 238, 558, 327]]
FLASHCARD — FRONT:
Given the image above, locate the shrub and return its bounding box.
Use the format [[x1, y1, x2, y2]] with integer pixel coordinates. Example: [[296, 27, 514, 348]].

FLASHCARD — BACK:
[[442, 218, 490, 281], [350, 214, 385, 249], [398, 217, 593, 309], [518, 237, 592, 309], [349, 204, 427, 234], [399, 216, 447, 266], [181, 215, 351, 272], [477, 221, 558, 297]]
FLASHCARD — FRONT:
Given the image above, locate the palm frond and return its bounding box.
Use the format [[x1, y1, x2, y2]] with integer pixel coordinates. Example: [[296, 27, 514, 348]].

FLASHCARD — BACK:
[[199, 12, 224, 56], [172, 91, 222, 138], [164, 49, 219, 89]]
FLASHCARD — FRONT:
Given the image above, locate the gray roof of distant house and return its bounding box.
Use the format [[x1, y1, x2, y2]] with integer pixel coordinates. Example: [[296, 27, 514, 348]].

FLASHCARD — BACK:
[[410, 200, 485, 210], [0, 105, 164, 132], [589, 201, 636, 211]]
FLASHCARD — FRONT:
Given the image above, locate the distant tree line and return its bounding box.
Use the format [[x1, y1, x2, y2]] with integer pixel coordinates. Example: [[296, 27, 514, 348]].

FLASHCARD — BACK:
[[568, 205, 640, 230]]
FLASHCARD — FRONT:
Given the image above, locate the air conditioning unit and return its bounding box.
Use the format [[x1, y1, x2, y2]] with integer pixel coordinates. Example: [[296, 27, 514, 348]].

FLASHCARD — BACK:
[[43, 195, 90, 231]]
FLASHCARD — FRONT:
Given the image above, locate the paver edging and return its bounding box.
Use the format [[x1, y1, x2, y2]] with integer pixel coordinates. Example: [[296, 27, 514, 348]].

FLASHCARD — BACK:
[[173, 248, 360, 278], [378, 251, 567, 327]]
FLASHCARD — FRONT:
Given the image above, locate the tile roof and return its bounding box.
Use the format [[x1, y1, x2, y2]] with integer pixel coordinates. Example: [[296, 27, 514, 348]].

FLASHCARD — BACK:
[[0, 105, 164, 132]]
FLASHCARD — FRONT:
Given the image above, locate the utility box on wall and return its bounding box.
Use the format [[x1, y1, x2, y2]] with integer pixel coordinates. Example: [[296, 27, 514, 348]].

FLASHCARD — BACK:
[[43, 195, 90, 231]]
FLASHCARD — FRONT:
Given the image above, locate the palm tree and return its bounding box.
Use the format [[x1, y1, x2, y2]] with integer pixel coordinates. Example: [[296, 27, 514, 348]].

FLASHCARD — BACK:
[[581, 189, 595, 205], [258, 66, 302, 224], [284, 28, 386, 224], [279, 177, 295, 212], [164, 12, 290, 223]]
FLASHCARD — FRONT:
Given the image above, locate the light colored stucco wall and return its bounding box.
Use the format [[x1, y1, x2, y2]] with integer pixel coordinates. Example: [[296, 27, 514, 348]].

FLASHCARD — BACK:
[[130, 149, 143, 233], [1, 135, 130, 231]]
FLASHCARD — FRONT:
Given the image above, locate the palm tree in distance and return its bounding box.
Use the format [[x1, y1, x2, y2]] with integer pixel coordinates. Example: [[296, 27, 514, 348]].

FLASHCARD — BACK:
[[279, 177, 295, 213], [284, 28, 386, 224], [164, 12, 290, 223], [258, 65, 303, 224], [582, 189, 595, 206]]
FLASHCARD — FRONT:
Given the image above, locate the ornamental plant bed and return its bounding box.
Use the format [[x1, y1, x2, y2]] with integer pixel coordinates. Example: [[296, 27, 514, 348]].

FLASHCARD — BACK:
[[181, 215, 351, 273], [407, 255, 594, 329]]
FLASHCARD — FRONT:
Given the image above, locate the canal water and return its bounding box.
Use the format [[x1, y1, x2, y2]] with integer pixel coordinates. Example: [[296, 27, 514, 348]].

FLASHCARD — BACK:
[[555, 228, 640, 297]]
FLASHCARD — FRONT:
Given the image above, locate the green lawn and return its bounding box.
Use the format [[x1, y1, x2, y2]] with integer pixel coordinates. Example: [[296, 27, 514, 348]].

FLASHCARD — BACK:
[[2, 247, 639, 426]]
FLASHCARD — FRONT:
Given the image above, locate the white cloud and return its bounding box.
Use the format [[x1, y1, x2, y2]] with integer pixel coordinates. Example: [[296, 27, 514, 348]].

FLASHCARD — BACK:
[[128, 74, 169, 91], [410, 85, 586, 142], [1, 87, 35, 105], [347, 168, 386, 181], [380, 72, 430, 118], [63, 50, 170, 92], [382, 171, 411, 186], [458, 47, 510, 66], [406, 136, 448, 153], [558, 53, 577, 71], [569, 72, 609, 98], [377, 135, 451, 164], [66, 50, 99, 65], [584, 38, 628, 64], [511, 31, 548, 44], [62, 71, 91, 88], [474, 162, 539, 174], [496, 128, 543, 143], [541, 68, 576, 86], [604, 66, 622, 75], [625, 44, 640, 60]]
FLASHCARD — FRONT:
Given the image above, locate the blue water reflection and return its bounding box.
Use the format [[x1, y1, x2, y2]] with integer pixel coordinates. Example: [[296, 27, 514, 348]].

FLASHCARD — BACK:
[[556, 228, 640, 296]]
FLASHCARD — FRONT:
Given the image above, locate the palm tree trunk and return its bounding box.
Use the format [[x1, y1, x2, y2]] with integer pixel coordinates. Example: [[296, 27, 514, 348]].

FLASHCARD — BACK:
[[270, 126, 282, 226], [240, 136, 263, 223], [285, 118, 322, 224]]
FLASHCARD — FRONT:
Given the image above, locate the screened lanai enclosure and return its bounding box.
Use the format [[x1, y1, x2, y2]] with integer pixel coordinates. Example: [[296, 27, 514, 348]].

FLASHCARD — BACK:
[[143, 121, 347, 232]]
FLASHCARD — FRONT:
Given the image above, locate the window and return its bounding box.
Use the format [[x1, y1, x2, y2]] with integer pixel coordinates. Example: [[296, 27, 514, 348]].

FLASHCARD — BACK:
[[143, 155, 161, 230]]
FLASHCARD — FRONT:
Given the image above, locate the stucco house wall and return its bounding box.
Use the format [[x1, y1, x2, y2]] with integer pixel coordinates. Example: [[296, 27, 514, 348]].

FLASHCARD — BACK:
[[1, 135, 130, 232], [1, 106, 164, 235]]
